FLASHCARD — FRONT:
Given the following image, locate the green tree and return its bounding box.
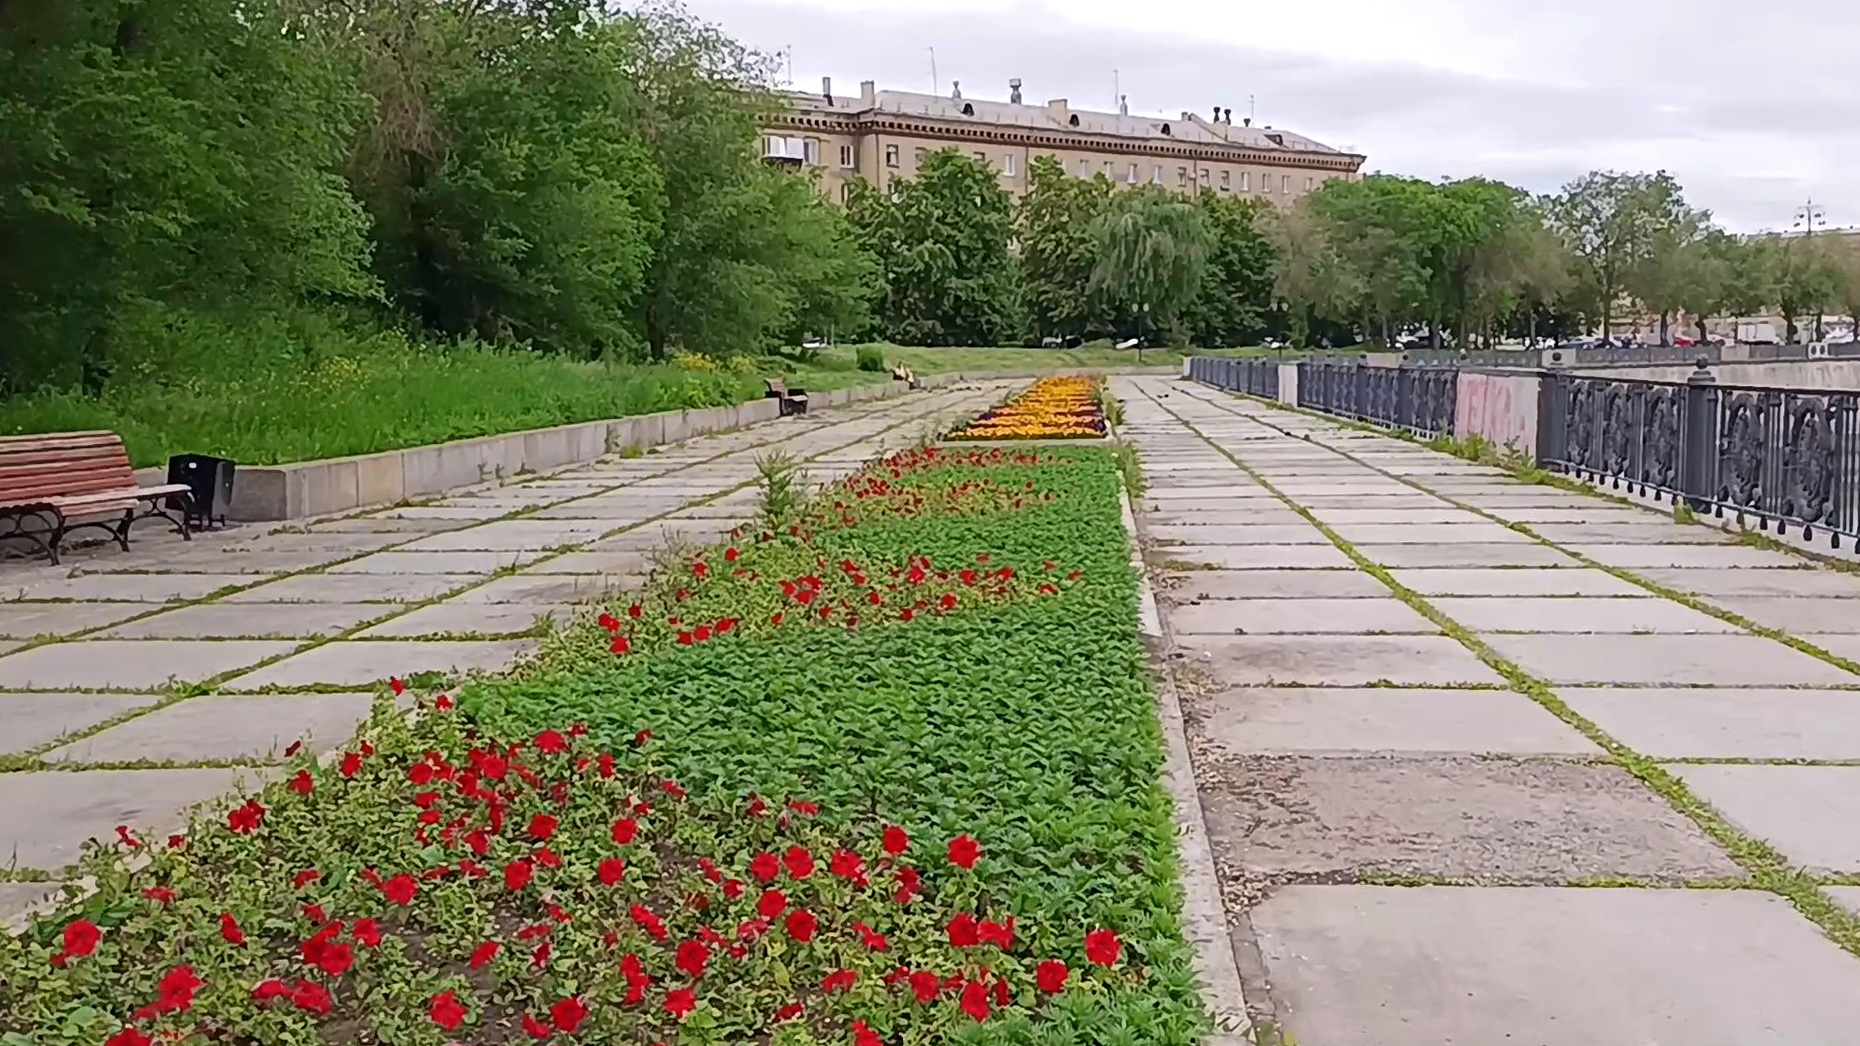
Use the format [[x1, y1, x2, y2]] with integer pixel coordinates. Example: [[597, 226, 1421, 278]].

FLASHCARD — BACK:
[[1182, 193, 1279, 348], [1018, 156, 1115, 341], [1270, 200, 1361, 348], [1757, 236, 1842, 343], [1088, 188, 1212, 347], [1548, 170, 1699, 340], [848, 150, 1020, 346]]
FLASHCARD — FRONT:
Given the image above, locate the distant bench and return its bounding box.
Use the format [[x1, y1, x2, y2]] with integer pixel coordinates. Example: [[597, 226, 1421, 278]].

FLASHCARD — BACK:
[[0, 432, 195, 564], [765, 377, 809, 416]]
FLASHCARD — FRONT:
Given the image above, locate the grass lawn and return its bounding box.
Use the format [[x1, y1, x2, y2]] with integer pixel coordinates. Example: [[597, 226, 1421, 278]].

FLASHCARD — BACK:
[[1, 442, 1209, 1046], [812, 343, 1308, 377]]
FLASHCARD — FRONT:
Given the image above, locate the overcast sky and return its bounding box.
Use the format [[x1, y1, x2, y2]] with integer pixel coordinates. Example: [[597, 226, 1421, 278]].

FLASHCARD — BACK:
[[685, 0, 1854, 233]]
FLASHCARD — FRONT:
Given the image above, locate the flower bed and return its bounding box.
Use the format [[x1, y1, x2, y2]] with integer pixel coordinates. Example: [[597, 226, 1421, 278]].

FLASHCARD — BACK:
[[946, 377, 1106, 441], [2, 446, 1205, 1045]]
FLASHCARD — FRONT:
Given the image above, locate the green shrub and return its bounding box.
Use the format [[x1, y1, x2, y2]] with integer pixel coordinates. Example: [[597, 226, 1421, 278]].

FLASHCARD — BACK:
[[855, 344, 887, 372]]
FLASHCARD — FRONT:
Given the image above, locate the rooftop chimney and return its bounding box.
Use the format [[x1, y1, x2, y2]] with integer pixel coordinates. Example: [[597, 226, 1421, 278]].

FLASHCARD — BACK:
[[1242, 116, 1252, 127], [822, 76, 833, 104], [1212, 105, 1220, 121], [859, 80, 875, 106], [1047, 98, 1070, 123], [951, 80, 962, 100], [1009, 78, 1023, 104], [1118, 94, 1128, 116]]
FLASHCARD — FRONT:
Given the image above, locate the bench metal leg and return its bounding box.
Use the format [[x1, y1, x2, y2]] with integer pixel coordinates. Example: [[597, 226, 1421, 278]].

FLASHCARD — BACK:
[[137, 493, 194, 541], [0, 511, 61, 565]]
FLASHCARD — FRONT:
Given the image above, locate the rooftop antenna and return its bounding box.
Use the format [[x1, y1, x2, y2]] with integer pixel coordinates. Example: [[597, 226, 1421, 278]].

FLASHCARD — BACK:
[[1112, 69, 1120, 111], [782, 46, 793, 87], [1248, 94, 1257, 124], [929, 47, 939, 95]]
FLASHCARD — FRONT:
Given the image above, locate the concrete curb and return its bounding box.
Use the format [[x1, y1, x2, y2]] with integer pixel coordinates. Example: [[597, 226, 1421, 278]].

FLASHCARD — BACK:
[[1113, 467, 1253, 1044]]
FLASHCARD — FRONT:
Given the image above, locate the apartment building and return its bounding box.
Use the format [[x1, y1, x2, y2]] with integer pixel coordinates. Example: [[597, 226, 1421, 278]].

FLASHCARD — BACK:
[[762, 78, 1365, 204]]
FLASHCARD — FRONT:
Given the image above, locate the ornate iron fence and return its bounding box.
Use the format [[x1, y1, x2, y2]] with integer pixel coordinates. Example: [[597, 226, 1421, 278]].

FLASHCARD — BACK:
[[1541, 364, 1860, 547], [1294, 363, 1458, 438], [1186, 356, 1279, 398]]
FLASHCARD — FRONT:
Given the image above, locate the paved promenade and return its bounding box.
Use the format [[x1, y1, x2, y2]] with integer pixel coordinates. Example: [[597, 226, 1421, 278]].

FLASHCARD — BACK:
[[0, 381, 1008, 920], [1116, 375, 1860, 1045]]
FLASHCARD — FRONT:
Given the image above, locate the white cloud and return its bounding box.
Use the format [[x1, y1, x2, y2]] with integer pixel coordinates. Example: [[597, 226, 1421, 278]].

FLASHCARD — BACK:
[[682, 0, 1860, 232]]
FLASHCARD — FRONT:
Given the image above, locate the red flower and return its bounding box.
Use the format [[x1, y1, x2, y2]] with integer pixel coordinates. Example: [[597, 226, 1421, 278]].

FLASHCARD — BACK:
[[1036, 959, 1069, 993], [853, 1020, 883, 1046], [293, 868, 321, 889], [288, 769, 314, 795], [894, 864, 923, 904], [504, 860, 534, 891], [528, 813, 559, 841], [908, 970, 941, 1004], [227, 798, 266, 834], [852, 921, 890, 951], [551, 996, 589, 1033], [534, 729, 568, 753], [821, 969, 856, 993], [757, 888, 788, 919], [1085, 928, 1122, 967], [692, 561, 709, 579], [339, 751, 363, 778], [51, 919, 101, 967], [748, 852, 780, 882], [947, 912, 980, 948], [665, 987, 697, 1019], [774, 1001, 805, 1022], [610, 635, 631, 655], [142, 886, 175, 905], [141, 964, 202, 1017], [390, 676, 407, 696], [598, 612, 620, 633], [630, 904, 668, 940], [627, 603, 643, 619], [693, 624, 713, 642], [882, 825, 910, 854], [785, 908, 818, 942], [532, 940, 553, 968], [783, 845, 815, 880], [521, 1014, 552, 1039], [469, 941, 500, 969], [960, 979, 991, 1021], [979, 916, 1016, 949], [303, 936, 353, 977], [947, 834, 982, 870], [598, 858, 628, 886], [104, 1030, 150, 1046], [788, 798, 819, 817], [429, 989, 468, 1031], [725, 546, 741, 562], [381, 873, 418, 906], [219, 913, 247, 946], [938, 593, 958, 612], [291, 979, 333, 1015], [676, 939, 710, 978], [612, 818, 639, 845], [252, 979, 290, 1004], [994, 975, 1012, 1009]]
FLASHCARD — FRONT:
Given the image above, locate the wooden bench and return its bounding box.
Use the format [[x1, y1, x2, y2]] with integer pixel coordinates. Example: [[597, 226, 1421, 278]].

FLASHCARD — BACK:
[[0, 432, 196, 564], [764, 377, 810, 417]]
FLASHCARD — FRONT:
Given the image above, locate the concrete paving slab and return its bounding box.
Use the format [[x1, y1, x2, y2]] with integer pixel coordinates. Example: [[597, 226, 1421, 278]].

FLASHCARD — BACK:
[[396, 521, 611, 552], [1706, 597, 1860, 634], [1819, 635, 1860, 661], [1632, 567, 1860, 599], [1529, 522, 1734, 544], [0, 693, 162, 754], [1189, 687, 1598, 756], [525, 550, 658, 575], [1162, 569, 1391, 599], [1181, 635, 1504, 686], [224, 639, 533, 689], [1356, 543, 1578, 568], [1479, 505, 1672, 525], [1251, 886, 1860, 1046], [1484, 633, 1857, 686], [222, 533, 405, 554], [1560, 688, 1860, 760], [1437, 596, 1738, 633], [1390, 567, 1649, 597], [0, 603, 151, 639], [1144, 510, 1312, 528], [1152, 544, 1356, 570], [1671, 764, 1860, 873], [0, 766, 253, 870], [7, 574, 258, 603], [444, 574, 615, 604], [77, 550, 348, 575], [1147, 524, 1331, 544], [1327, 522, 1535, 545], [1200, 756, 1738, 880], [0, 640, 296, 690], [326, 550, 545, 574], [356, 603, 575, 638], [0, 880, 64, 923], [1824, 886, 1860, 916], [45, 692, 378, 764], [312, 517, 475, 534], [98, 602, 389, 639], [1571, 543, 1808, 569], [1167, 597, 1437, 634], [220, 573, 480, 604], [1305, 508, 1490, 525]]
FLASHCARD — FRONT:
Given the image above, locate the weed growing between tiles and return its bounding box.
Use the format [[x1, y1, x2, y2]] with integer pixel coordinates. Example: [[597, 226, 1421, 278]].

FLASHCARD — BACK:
[[1, 447, 1209, 1045]]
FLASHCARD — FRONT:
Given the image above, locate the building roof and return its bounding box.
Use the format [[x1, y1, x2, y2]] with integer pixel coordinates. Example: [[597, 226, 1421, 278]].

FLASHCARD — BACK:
[[779, 83, 1350, 160]]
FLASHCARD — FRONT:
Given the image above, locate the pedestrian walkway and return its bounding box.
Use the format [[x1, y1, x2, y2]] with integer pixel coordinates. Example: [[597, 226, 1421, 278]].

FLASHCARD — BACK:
[[1115, 374, 1860, 1046], [0, 381, 1009, 921]]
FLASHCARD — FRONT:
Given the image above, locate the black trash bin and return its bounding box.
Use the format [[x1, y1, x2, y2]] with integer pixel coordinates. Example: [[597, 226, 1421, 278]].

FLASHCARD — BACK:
[[167, 454, 236, 530]]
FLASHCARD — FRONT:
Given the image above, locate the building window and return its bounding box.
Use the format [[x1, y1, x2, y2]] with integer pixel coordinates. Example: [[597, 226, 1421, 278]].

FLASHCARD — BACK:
[[1127, 163, 1139, 184], [840, 182, 851, 203], [1198, 169, 1211, 188], [803, 138, 820, 165], [1177, 166, 1188, 188], [973, 150, 987, 165], [1078, 159, 1091, 177], [1151, 165, 1163, 184], [1305, 176, 1315, 191], [1282, 174, 1291, 194], [839, 145, 854, 169], [1240, 171, 1251, 192], [1004, 153, 1017, 176], [885, 144, 899, 168], [1260, 173, 1271, 193], [1220, 170, 1231, 191], [914, 147, 927, 165]]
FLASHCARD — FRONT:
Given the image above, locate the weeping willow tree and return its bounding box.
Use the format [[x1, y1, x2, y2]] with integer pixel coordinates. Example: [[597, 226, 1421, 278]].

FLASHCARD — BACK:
[[1088, 187, 1212, 350]]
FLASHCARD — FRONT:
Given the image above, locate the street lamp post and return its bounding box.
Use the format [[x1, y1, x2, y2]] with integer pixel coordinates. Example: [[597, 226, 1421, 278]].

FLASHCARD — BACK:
[[1793, 199, 1830, 342]]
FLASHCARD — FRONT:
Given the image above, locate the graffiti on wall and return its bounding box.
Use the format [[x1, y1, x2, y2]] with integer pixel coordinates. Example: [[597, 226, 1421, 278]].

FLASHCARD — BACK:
[[1454, 373, 1538, 455]]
